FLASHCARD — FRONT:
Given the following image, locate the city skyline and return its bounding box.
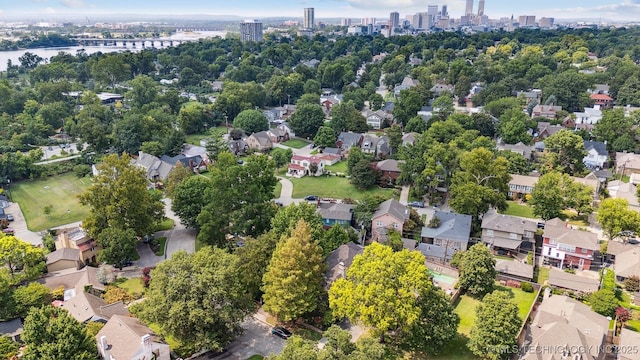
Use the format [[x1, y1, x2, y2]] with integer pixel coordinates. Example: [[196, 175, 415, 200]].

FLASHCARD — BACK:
[[1, 0, 640, 21]]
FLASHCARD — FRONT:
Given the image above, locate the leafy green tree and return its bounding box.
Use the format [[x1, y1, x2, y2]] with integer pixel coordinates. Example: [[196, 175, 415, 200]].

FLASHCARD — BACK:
[[385, 124, 403, 155], [405, 116, 427, 133], [91, 54, 131, 88], [530, 172, 593, 220], [270, 148, 293, 168], [205, 136, 230, 163], [393, 88, 426, 126], [313, 126, 337, 148], [0, 335, 19, 360], [347, 147, 366, 175], [589, 289, 618, 317], [330, 243, 449, 344], [484, 98, 522, 118], [235, 232, 280, 301], [288, 103, 326, 138], [498, 108, 533, 145], [165, 162, 193, 199], [617, 77, 640, 107], [330, 101, 364, 134], [497, 150, 529, 175], [270, 202, 324, 241], [537, 70, 592, 111], [126, 75, 158, 109], [321, 225, 354, 257], [432, 93, 455, 119], [79, 154, 165, 238], [457, 243, 497, 297], [172, 175, 212, 228], [96, 227, 137, 269], [233, 109, 269, 134], [177, 102, 212, 134], [597, 198, 640, 240], [12, 282, 51, 317], [468, 291, 521, 360], [22, 305, 97, 360], [593, 108, 635, 151], [272, 336, 318, 359], [543, 129, 587, 175], [0, 235, 46, 281], [140, 141, 164, 157], [262, 220, 325, 321], [350, 158, 379, 189], [138, 247, 254, 352], [472, 112, 497, 138]]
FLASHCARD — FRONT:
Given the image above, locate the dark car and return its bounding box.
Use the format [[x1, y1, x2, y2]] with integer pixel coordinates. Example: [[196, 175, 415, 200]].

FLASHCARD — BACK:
[[271, 326, 292, 339], [304, 195, 318, 201], [6, 214, 14, 222], [408, 201, 425, 208]]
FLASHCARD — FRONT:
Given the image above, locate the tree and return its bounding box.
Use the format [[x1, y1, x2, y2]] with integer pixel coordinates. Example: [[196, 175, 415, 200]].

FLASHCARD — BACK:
[[0, 235, 45, 281], [347, 147, 366, 175], [12, 282, 52, 317], [432, 93, 455, 119], [457, 243, 497, 298], [270, 202, 324, 241], [0, 335, 19, 360], [270, 148, 293, 168], [449, 148, 510, 220], [313, 126, 337, 148], [165, 162, 193, 199], [91, 54, 130, 88], [102, 286, 133, 304], [530, 172, 573, 220], [597, 198, 640, 240], [393, 88, 425, 126], [537, 70, 592, 111], [468, 291, 521, 360], [543, 129, 587, 175], [262, 220, 325, 321], [79, 154, 164, 238], [329, 243, 444, 343], [177, 102, 212, 134], [624, 275, 640, 292], [589, 289, 618, 317], [96, 227, 137, 269], [498, 108, 533, 145], [321, 225, 355, 257], [233, 109, 269, 134], [405, 116, 427, 133], [172, 175, 212, 229], [288, 103, 326, 138], [138, 247, 254, 352], [350, 158, 379, 189], [593, 108, 635, 150], [140, 141, 164, 157], [126, 75, 158, 109], [22, 305, 97, 360], [497, 150, 529, 175], [235, 232, 280, 301], [385, 124, 403, 155]]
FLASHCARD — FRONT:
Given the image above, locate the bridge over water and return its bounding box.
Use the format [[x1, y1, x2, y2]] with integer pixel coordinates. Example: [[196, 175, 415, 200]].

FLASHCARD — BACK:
[[70, 38, 199, 48]]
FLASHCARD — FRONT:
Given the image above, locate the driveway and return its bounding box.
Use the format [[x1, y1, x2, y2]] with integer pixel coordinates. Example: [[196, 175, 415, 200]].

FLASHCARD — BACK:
[[135, 242, 164, 268], [399, 185, 409, 205], [160, 198, 195, 258], [4, 203, 42, 246]]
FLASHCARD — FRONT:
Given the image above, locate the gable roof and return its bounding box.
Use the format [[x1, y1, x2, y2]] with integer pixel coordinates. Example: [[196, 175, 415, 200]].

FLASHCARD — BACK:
[[0, 319, 22, 338], [619, 328, 640, 360], [160, 154, 205, 169], [250, 131, 272, 146], [590, 93, 613, 101], [583, 141, 607, 156], [616, 152, 640, 171], [372, 199, 410, 222], [374, 159, 404, 173], [543, 224, 599, 250], [61, 291, 128, 323], [97, 315, 167, 360], [482, 211, 537, 235], [324, 243, 364, 288], [421, 211, 472, 243], [337, 132, 363, 147], [606, 240, 639, 257], [614, 246, 640, 278], [317, 203, 355, 222], [402, 132, 417, 144], [548, 269, 599, 293], [495, 259, 534, 280], [323, 147, 341, 155], [46, 248, 80, 265], [131, 151, 174, 181], [496, 141, 534, 159], [38, 266, 105, 294]]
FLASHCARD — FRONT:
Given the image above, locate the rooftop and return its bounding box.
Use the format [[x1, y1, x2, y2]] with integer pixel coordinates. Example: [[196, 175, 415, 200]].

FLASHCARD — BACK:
[[548, 269, 599, 293], [372, 199, 410, 223]]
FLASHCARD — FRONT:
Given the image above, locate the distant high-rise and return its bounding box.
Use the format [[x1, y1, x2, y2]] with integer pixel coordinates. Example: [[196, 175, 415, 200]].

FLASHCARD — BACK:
[[341, 18, 351, 26], [518, 15, 536, 26], [389, 11, 400, 29], [465, 0, 474, 16], [539, 17, 554, 28], [441, 5, 448, 17], [304, 8, 315, 29], [477, 0, 485, 16], [427, 5, 438, 19], [240, 20, 263, 42]]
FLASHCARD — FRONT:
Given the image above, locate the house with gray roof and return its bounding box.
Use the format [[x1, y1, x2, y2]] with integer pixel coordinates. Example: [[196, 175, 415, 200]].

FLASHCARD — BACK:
[[619, 328, 640, 360], [495, 259, 534, 281], [317, 203, 355, 228], [614, 245, 640, 281], [160, 154, 207, 173], [362, 109, 392, 129], [481, 211, 537, 255], [38, 266, 105, 299], [616, 152, 640, 176], [246, 131, 273, 152], [542, 221, 599, 270], [496, 141, 534, 160], [131, 151, 174, 182], [97, 315, 170, 360], [583, 140, 608, 169], [420, 211, 472, 262], [46, 247, 82, 273], [402, 132, 418, 146], [324, 243, 364, 289], [0, 319, 22, 342], [323, 147, 341, 156], [61, 291, 128, 324], [547, 268, 600, 293], [371, 199, 410, 241], [521, 292, 609, 360], [336, 132, 363, 153]]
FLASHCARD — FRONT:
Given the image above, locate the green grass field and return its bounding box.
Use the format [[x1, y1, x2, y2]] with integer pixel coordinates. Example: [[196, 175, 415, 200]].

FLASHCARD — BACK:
[[432, 334, 478, 360], [325, 161, 348, 174], [115, 277, 145, 296], [502, 201, 536, 219], [282, 139, 310, 149], [274, 181, 282, 198], [290, 176, 394, 200], [184, 126, 228, 146], [153, 237, 167, 256], [536, 267, 550, 285], [11, 174, 92, 231]]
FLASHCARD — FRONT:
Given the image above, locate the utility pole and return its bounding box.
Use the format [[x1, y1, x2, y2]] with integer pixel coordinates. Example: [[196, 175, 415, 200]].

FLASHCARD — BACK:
[[224, 114, 229, 135]]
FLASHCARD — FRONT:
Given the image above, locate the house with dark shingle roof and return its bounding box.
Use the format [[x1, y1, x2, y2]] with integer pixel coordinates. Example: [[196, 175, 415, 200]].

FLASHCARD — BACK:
[[481, 211, 537, 255], [160, 154, 207, 173], [374, 159, 405, 185], [583, 140, 608, 169], [336, 132, 363, 154], [97, 315, 170, 360], [317, 203, 355, 227], [371, 199, 410, 241], [246, 131, 273, 151], [324, 243, 364, 289], [419, 210, 472, 262]]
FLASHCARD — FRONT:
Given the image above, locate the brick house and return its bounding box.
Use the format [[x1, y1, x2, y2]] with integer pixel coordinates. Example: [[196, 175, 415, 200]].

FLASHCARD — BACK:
[[590, 93, 614, 109], [371, 199, 410, 241], [541, 219, 598, 270], [481, 211, 537, 256]]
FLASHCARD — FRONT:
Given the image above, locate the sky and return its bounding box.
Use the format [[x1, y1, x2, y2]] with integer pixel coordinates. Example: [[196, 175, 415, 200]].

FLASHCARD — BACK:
[[1, 0, 640, 21]]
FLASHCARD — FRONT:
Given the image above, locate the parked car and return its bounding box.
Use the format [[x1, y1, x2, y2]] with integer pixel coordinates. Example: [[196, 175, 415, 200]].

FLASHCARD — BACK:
[[6, 214, 14, 222], [304, 195, 318, 201], [2, 228, 14, 234], [408, 201, 425, 208], [271, 327, 292, 339]]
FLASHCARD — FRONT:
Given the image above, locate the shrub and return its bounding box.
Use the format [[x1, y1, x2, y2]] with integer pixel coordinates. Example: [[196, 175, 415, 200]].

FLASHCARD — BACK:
[[526, 252, 533, 265], [521, 282, 534, 293], [601, 269, 616, 291], [564, 268, 576, 274], [73, 164, 91, 178], [624, 276, 640, 292], [51, 286, 65, 300]]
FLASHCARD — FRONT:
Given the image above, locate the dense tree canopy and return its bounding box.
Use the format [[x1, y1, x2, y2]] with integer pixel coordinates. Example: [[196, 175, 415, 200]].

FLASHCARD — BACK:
[[233, 109, 269, 134], [468, 291, 521, 360], [457, 243, 497, 298]]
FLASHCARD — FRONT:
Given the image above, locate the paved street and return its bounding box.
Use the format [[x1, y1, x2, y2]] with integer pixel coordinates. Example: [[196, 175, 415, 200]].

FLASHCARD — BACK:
[[135, 242, 164, 268], [160, 198, 196, 258]]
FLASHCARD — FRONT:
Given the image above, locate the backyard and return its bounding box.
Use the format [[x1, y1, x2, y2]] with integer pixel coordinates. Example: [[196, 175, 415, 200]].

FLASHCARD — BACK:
[[502, 201, 536, 219], [325, 161, 348, 174], [11, 173, 92, 231], [290, 176, 395, 200], [281, 139, 310, 149], [184, 126, 227, 146]]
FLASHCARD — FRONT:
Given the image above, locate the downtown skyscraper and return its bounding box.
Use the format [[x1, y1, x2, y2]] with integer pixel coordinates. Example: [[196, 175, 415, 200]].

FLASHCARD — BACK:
[[304, 7, 315, 29]]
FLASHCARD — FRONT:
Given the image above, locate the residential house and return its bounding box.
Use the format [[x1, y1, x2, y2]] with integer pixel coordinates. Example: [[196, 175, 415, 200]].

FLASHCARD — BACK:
[[131, 151, 174, 182], [266, 127, 289, 143], [0, 319, 22, 343], [607, 180, 640, 211], [246, 131, 273, 152], [430, 83, 454, 96], [494, 259, 534, 281], [287, 153, 340, 178], [317, 203, 355, 228], [516, 89, 542, 105], [547, 268, 600, 294], [616, 152, 640, 176], [323, 147, 341, 157], [614, 246, 640, 281], [542, 219, 599, 270], [61, 291, 128, 324], [619, 328, 640, 360], [496, 141, 534, 160], [210, 81, 224, 92], [39, 266, 105, 299], [531, 104, 562, 119], [336, 132, 363, 154], [228, 137, 249, 155], [320, 94, 342, 115], [362, 108, 392, 129], [561, 115, 576, 129], [590, 93, 614, 109], [361, 135, 391, 158], [97, 315, 170, 360], [374, 159, 405, 186], [574, 106, 604, 125], [604, 239, 638, 264], [160, 154, 207, 174], [589, 84, 610, 95], [394, 76, 420, 97], [324, 243, 364, 289], [583, 141, 608, 170], [417, 106, 433, 123], [277, 122, 295, 138], [55, 227, 98, 266], [419, 211, 472, 262], [481, 211, 537, 255], [536, 122, 563, 139], [402, 132, 418, 146], [508, 174, 538, 199], [46, 248, 82, 272], [181, 144, 209, 163], [521, 292, 608, 360], [371, 199, 410, 241]]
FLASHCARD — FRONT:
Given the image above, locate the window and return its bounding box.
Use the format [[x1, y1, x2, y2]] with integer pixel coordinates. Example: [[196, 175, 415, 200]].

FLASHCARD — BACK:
[[434, 239, 442, 246], [549, 238, 557, 245], [486, 229, 494, 236], [558, 243, 576, 253], [376, 221, 383, 227], [393, 223, 399, 229], [581, 248, 588, 254], [524, 231, 533, 238], [509, 233, 518, 240]]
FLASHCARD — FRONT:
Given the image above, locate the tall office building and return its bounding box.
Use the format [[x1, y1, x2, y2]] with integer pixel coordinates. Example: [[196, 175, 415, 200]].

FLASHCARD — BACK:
[[518, 15, 536, 26], [441, 5, 448, 17], [477, 0, 485, 16], [389, 11, 400, 29], [240, 20, 263, 42], [427, 5, 438, 19], [539, 17, 554, 28], [304, 8, 315, 29], [341, 18, 352, 26], [465, 0, 474, 16]]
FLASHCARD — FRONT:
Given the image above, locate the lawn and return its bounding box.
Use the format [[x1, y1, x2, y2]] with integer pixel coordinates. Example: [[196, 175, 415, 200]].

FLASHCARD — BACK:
[[115, 277, 145, 296], [325, 161, 348, 174], [184, 126, 228, 146], [290, 176, 394, 201], [152, 237, 167, 256], [293, 327, 323, 341], [274, 181, 282, 198], [501, 201, 536, 219], [11, 174, 92, 231], [432, 334, 478, 360], [536, 267, 550, 285], [282, 139, 310, 149], [155, 218, 175, 231]]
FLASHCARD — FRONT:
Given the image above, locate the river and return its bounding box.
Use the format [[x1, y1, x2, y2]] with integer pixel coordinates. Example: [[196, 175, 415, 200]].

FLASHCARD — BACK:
[[0, 30, 227, 72]]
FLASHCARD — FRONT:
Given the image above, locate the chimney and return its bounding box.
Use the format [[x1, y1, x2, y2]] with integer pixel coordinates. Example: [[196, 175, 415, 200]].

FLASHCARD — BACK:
[[100, 336, 110, 359], [141, 334, 152, 355], [337, 261, 346, 278]]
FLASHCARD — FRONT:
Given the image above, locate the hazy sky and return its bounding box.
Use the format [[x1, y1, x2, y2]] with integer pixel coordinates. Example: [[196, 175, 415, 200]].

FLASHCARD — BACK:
[[2, 0, 639, 20]]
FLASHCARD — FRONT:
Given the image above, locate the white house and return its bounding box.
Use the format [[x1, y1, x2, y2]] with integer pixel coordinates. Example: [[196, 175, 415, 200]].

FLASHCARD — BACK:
[[287, 154, 341, 178], [583, 141, 608, 169], [362, 109, 391, 129], [574, 106, 603, 125]]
